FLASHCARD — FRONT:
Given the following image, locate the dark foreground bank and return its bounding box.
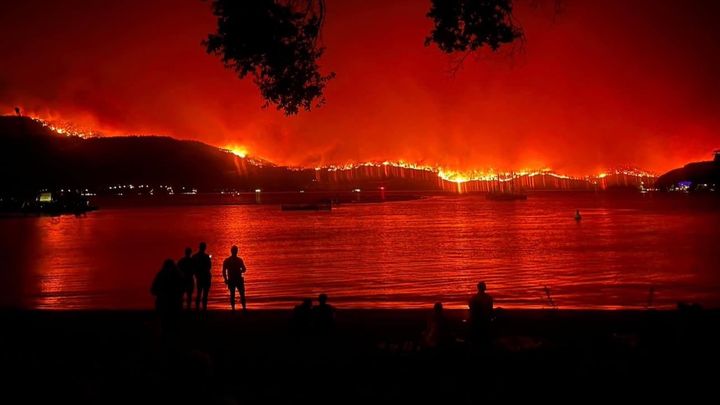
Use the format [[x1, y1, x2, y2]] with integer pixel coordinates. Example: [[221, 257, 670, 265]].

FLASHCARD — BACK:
[[1, 309, 718, 404]]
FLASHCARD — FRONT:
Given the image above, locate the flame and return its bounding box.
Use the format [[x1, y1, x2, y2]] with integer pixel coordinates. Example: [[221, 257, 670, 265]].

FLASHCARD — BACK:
[[32, 117, 99, 138], [23, 114, 657, 182], [225, 145, 248, 158], [316, 161, 656, 184]]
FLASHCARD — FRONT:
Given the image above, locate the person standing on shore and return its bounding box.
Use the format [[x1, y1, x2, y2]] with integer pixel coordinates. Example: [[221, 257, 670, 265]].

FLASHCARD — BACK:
[[222, 245, 247, 312], [468, 281, 494, 348], [151, 259, 184, 332], [177, 247, 195, 310], [193, 242, 212, 311]]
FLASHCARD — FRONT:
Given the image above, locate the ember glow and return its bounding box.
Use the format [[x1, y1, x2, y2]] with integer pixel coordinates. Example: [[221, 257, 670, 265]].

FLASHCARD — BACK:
[[317, 160, 653, 183], [225, 146, 248, 159], [1, 0, 719, 173], [25, 110, 658, 188], [32, 117, 100, 139]]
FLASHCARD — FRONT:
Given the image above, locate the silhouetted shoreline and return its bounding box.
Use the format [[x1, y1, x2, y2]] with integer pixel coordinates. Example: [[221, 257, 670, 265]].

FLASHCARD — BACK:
[[1, 116, 656, 196], [2, 309, 717, 403]]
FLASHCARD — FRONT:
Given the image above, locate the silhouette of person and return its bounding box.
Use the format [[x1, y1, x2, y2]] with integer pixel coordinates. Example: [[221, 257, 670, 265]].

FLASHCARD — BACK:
[[14, 106, 21, 116], [423, 302, 450, 349], [291, 298, 313, 335], [177, 247, 195, 310], [312, 293, 336, 334], [468, 281, 494, 346], [222, 245, 247, 312], [193, 242, 212, 311], [574, 209, 582, 221], [151, 259, 184, 330]]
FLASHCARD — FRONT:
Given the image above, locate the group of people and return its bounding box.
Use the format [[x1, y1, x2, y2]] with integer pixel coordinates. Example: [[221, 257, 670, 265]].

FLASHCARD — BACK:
[[422, 281, 494, 349], [151, 242, 248, 316], [289, 294, 337, 336], [153, 247, 495, 347]]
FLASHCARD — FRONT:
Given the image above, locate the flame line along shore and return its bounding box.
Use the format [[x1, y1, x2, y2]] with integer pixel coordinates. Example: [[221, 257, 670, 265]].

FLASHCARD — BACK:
[[30, 115, 656, 189], [311, 160, 655, 184], [222, 147, 656, 188], [306, 161, 655, 193]]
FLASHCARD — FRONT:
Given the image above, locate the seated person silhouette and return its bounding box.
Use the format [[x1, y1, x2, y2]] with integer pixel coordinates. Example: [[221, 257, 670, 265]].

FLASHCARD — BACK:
[[423, 302, 450, 349], [291, 298, 313, 335], [151, 259, 184, 319], [222, 245, 247, 312], [312, 294, 336, 334]]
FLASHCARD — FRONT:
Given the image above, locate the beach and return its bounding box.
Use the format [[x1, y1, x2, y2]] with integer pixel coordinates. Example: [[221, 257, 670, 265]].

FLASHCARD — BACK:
[[2, 309, 717, 404]]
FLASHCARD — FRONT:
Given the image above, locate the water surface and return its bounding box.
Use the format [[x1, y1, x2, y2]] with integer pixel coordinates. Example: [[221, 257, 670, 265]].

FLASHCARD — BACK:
[[1, 193, 718, 310]]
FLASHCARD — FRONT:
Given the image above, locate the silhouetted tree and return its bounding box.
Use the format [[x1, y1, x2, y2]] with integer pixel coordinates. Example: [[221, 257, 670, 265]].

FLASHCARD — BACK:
[[204, 0, 523, 114], [203, 0, 335, 115], [425, 0, 522, 54]]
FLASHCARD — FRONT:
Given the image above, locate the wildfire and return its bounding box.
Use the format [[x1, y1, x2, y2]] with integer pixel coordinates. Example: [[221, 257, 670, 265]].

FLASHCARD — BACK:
[[317, 160, 656, 184], [24, 115, 657, 183], [225, 145, 248, 158], [32, 117, 100, 138], [439, 168, 577, 183]]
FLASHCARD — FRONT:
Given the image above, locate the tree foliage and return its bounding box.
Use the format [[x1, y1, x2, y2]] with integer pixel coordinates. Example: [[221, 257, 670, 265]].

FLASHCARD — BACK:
[[203, 0, 334, 115], [425, 0, 522, 53], [204, 0, 523, 114]]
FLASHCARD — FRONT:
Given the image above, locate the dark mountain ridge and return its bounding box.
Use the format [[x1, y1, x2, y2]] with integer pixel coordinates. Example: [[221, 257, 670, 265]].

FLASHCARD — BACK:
[[655, 152, 720, 191], [1, 115, 663, 196], [0, 116, 312, 193]]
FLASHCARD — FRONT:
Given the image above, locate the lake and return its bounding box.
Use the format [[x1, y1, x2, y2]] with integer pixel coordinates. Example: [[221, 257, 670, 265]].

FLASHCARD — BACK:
[[1, 192, 719, 310]]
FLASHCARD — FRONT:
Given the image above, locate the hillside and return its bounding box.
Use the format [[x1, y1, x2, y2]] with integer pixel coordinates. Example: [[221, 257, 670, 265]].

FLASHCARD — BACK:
[[0, 116, 312, 193], [0, 116, 455, 194], [1, 116, 659, 195], [655, 152, 720, 191]]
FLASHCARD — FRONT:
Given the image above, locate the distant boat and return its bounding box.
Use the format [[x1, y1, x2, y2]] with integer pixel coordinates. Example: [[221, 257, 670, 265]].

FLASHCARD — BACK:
[[485, 191, 527, 201], [281, 202, 332, 211]]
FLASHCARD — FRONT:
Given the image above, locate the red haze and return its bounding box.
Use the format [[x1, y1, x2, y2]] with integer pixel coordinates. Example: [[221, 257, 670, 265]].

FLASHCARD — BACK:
[[1, 0, 719, 174]]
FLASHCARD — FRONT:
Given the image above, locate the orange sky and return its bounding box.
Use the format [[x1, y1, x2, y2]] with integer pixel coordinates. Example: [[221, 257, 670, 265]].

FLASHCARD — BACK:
[[1, 0, 719, 175]]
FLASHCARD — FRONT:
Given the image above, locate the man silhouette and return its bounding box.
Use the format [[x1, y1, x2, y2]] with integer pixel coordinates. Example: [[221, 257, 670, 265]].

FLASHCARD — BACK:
[[177, 247, 195, 310], [222, 245, 247, 312], [193, 242, 212, 311], [468, 281, 494, 347]]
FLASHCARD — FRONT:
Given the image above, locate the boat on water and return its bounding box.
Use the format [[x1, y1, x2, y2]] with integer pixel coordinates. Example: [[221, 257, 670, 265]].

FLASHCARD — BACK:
[[281, 202, 332, 211], [485, 191, 527, 201]]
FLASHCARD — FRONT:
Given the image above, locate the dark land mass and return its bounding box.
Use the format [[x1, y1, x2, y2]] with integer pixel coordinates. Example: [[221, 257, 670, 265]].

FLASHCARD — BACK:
[[1, 309, 717, 404], [0, 116, 439, 197], [655, 152, 720, 191], [1, 116, 655, 200], [0, 116, 312, 194]]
